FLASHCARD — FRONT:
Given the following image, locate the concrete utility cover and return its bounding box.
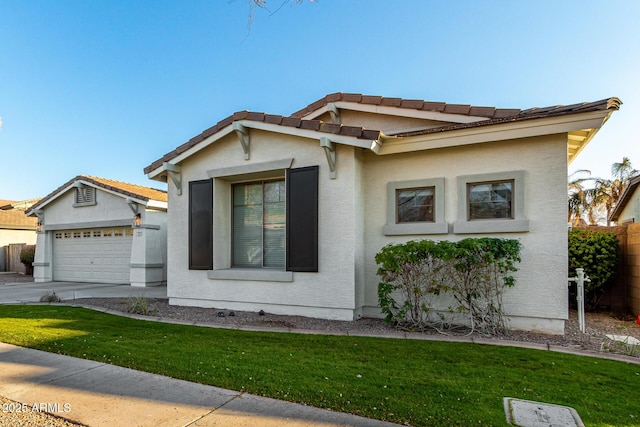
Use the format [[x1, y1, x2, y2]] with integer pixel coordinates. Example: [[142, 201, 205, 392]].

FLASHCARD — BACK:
[[504, 398, 584, 427], [605, 334, 640, 346]]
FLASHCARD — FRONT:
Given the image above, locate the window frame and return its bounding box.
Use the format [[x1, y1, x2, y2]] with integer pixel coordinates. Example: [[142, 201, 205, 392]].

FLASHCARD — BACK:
[[453, 170, 529, 234], [231, 178, 286, 269], [202, 158, 319, 282], [383, 178, 447, 235]]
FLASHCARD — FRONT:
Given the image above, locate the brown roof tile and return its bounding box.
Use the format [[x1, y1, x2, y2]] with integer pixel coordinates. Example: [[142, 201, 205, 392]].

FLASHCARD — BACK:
[[143, 93, 621, 175], [0, 209, 37, 229], [29, 175, 168, 213]]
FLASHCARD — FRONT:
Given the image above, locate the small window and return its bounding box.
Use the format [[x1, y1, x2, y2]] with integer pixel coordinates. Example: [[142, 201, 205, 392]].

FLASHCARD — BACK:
[[125, 228, 134, 236], [83, 231, 91, 238], [114, 229, 123, 237], [397, 187, 435, 223], [63, 232, 71, 239], [55, 232, 62, 239], [73, 232, 81, 238], [103, 229, 112, 237], [454, 171, 529, 234], [93, 230, 102, 237], [384, 178, 447, 235], [467, 180, 513, 220]]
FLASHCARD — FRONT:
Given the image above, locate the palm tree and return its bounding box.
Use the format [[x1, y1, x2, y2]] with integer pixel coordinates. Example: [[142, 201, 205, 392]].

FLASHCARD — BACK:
[[567, 158, 637, 226], [568, 170, 591, 226]]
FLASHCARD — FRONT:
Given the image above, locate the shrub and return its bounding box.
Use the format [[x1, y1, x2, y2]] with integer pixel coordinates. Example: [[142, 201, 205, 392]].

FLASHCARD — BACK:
[[126, 296, 158, 316], [376, 238, 521, 335], [40, 291, 61, 303], [20, 245, 35, 265], [568, 229, 619, 310]]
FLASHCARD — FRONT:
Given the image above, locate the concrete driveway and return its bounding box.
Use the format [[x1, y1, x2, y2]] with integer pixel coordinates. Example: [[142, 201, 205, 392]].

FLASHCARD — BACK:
[[0, 280, 166, 304]]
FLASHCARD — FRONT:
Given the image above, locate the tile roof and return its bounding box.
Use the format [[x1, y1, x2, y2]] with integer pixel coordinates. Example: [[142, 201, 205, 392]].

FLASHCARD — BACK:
[[144, 93, 621, 175], [290, 92, 523, 119], [143, 111, 381, 175], [0, 208, 37, 229], [29, 175, 167, 213], [392, 97, 622, 138]]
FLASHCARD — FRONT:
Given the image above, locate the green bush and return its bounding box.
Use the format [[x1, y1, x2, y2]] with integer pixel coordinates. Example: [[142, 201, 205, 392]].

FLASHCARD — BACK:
[[568, 229, 619, 310], [20, 245, 35, 265], [376, 238, 521, 335]]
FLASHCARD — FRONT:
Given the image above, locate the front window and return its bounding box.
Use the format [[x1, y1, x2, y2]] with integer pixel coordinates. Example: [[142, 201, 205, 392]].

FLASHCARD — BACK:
[[467, 180, 513, 220], [233, 179, 286, 268]]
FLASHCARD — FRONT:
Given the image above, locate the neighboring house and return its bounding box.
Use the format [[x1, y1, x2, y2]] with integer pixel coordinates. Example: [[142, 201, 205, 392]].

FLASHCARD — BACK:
[[26, 176, 168, 286], [0, 198, 39, 272], [0, 199, 39, 247], [609, 174, 640, 224], [144, 92, 620, 334]]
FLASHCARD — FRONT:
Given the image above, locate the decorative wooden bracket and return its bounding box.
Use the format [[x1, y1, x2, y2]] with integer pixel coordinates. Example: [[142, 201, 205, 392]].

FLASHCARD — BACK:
[[126, 198, 139, 214], [163, 162, 182, 196], [327, 103, 341, 124], [320, 137, 336, 179], [233, 122, 250, 160]]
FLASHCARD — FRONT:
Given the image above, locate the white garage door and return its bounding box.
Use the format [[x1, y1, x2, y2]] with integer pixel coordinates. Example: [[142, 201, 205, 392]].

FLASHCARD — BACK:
[[53, 228, 133, 284]]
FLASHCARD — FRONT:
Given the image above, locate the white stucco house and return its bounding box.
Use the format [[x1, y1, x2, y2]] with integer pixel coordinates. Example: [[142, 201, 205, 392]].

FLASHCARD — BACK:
[[27, 176, 168, 286], [609, 174, 640, 225], [144, 93, 620, 333]]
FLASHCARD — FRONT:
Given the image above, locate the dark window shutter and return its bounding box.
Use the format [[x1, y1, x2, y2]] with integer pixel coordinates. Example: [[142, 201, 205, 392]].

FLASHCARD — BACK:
[[286, 166, 318, 272], [189, 179, 213, 270]]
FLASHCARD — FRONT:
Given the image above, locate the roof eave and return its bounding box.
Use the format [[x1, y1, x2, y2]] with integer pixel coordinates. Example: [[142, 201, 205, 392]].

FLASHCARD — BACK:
[[376, 109, 615, 156], [146, 120, 381, 178]]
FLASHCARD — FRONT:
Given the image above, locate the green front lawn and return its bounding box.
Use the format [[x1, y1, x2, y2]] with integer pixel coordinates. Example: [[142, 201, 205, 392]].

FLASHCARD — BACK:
[[0, 305, 638, 426]]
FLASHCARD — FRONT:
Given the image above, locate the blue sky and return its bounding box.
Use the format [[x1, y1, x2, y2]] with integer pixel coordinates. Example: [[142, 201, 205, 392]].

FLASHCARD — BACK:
[[1, 0, 638, 200]]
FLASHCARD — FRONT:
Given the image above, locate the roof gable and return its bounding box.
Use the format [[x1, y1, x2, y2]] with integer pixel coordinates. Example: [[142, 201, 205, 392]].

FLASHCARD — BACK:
[[28, 175, 168, 214], [144, 93, 621, 178]]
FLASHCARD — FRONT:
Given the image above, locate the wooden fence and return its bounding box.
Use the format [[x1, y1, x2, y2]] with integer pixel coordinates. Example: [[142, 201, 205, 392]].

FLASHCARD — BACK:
[[1, 243, 27, 274], [575, 224, 640, 315]]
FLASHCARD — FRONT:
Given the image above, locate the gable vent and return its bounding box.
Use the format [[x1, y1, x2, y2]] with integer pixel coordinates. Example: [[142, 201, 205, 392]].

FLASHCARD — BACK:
[[75, 186, 96, 206]]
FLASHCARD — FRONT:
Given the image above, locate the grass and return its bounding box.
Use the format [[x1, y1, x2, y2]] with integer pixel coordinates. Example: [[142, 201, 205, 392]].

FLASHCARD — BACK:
[[0, 305, 639, 426]]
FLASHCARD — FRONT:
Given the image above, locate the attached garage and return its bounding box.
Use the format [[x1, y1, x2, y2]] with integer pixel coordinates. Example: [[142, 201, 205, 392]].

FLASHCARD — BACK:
[[53, 228, 133, 284], [28, 175, 168, 287]]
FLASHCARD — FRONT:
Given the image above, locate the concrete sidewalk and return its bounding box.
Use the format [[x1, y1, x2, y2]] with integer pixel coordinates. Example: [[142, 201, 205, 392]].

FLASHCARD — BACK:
[[0, 342, 399, 427], [0, 281, 167, 304]]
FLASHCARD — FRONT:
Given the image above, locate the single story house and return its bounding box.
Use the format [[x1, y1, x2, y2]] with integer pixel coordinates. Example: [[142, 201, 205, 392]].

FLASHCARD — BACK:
[[609, 174, 640, 224], [0, 199, 39, 272], [144, 92, 620, 334], [0, 199, 39, 247], [27, 176, 168, 286]]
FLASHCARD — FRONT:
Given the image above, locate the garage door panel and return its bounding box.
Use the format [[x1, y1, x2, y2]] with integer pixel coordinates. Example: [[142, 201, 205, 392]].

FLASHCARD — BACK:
[[53, 228, 132, 284]]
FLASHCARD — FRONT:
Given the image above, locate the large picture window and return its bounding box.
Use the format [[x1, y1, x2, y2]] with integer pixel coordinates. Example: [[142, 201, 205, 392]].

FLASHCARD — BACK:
[[233, 180, 286, 268]]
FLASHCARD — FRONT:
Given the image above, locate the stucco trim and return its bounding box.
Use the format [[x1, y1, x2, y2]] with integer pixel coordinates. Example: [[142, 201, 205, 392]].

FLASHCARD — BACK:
[[207, 158, 294, 180], [453, 170, 529, 234], [208, 268, 293, 282], [384, 178, 448, 235], [130, 263, 164, 268], [44, 219, 133, 231]]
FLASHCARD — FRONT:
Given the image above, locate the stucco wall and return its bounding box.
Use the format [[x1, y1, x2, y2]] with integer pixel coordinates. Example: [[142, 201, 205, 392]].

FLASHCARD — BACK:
[[167, 130, 363, 320], [0, 229, 36, 247], [362, 134, 569, 333], [43, 189, 135, 226], [616, 190, 640, 224]]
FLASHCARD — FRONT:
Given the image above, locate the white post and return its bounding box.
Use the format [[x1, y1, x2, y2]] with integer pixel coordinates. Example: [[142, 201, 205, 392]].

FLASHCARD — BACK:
[[569, 268, 590, 333]]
